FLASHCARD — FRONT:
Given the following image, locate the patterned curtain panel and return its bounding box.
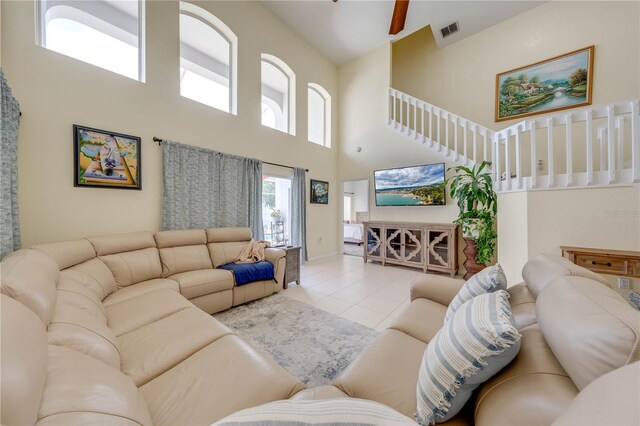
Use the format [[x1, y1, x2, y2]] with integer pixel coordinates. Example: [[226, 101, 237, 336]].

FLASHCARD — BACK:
[[291, 167, 308, 262], [161, 140, 263, 239], [0, 70, 21, 259]]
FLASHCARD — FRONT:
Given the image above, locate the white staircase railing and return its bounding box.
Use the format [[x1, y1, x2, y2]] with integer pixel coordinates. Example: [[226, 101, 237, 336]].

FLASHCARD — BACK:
[[387, 87, 640, 193], [388, 88, 495, 167]]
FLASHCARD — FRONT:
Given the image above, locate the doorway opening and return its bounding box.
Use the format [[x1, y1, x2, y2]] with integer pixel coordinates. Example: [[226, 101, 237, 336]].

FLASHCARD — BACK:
[[342, 179, 369, 257]]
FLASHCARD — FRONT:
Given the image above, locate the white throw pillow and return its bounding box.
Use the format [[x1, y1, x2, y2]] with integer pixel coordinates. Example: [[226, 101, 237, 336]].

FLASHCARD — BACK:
[[214, 398, 418, 425], [416, 290, 521, 425], [444, 263, 507, 322]]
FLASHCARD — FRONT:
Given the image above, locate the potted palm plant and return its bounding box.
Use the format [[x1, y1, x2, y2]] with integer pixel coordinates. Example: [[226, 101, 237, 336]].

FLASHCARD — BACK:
[[446, 161, 497, 280]]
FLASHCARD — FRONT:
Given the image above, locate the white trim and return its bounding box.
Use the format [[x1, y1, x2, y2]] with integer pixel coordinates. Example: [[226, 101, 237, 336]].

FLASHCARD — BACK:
[[307, 252, 340, 262]]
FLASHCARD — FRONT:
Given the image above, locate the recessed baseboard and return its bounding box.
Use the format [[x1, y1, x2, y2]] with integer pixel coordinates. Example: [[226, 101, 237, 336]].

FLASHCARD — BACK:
[[307, 251, 339, 262]]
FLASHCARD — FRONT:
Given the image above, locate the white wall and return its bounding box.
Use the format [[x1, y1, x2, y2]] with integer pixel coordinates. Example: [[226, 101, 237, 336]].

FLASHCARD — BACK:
[[1, 0, 340, 259], [343, 179, 369, 220], [498, 186, 640, 289]]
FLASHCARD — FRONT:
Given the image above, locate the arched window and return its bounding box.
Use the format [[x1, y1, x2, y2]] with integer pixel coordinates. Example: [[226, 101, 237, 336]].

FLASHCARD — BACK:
[[308, 83, 331, 147], [37, 0, 144, 81], [261, 54, 295, 135], [179, 2, 237, 114]]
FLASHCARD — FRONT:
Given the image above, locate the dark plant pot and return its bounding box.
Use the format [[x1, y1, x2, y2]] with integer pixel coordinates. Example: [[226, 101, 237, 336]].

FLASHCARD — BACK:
[[463, 237, 486, 280]]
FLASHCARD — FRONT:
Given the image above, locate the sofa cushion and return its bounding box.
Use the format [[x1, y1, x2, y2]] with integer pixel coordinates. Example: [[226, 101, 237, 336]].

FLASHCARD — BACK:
[[333, 329, 426, 419], [105, 288, 192, 336], [206, 227, 253, 243], [159, 245, 212, 276], [389, 298, 447, 343], [552, 361, 640, 426], [140, 335, 305, 425], [47, 292, 120, 369], [536, 276, 640, 390], [33, 239, 95, 270], [169, 269, 234, 299], [118, 307, 232, 386], [290, 385, 349, 401], [475, 324, 579, 426], [155, 229, 207, 248], [523, 254, 610, 298], [100, 247, 163, 288], [37, 345, 152, 426], [102, 278, 179, 307], [218, 261, 275, 286], [0, 249, 59, 325], [214, 398, 418, 426], [59, 258, 118, 301], [1, 296, 48, 426], [89, 231, 157, 256], [208, 241, 251, 268], [444, 264, 506, 322], [57, 276, 106, 316], [417, 290, 521, 425], [507, 283, 537, 329]]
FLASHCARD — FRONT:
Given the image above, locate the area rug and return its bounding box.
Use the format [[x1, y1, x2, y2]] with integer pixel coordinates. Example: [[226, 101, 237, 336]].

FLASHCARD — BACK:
[[343, 242, 364, 257], [213, 293, 378, 387]]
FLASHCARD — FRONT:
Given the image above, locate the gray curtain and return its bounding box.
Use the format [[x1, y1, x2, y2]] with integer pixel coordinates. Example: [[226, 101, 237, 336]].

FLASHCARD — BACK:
[[0, 70, 21, 259], [162, 140, 263, 239], [291, 167, 308, 262]]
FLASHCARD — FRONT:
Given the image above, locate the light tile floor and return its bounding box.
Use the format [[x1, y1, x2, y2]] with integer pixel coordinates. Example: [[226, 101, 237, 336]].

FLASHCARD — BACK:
[[282, 254, 432, 331]]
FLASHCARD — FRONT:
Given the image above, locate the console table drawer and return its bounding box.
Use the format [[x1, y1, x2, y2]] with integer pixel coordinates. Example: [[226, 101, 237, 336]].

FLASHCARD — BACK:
[[575, 255, 629, 275]]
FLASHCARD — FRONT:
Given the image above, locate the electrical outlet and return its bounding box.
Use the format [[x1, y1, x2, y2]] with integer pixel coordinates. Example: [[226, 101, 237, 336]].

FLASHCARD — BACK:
[[537, 159, 544, 171], [318, 237, 323, 243], [618, 277, 631, 289]]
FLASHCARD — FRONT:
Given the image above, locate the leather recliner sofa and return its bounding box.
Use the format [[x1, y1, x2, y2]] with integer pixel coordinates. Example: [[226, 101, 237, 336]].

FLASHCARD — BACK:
[[1, 227, 302, 425], [292, 254, 640, 425]]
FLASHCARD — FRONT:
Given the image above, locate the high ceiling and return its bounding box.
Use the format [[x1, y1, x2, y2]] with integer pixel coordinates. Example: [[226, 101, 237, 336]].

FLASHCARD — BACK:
[[261, 1, 545, 65]]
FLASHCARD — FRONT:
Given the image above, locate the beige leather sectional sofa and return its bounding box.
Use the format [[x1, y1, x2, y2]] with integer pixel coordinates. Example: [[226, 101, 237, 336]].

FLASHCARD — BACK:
[[2, 229, 638, 426], [292, 254, 640, 425], [1, 227, 302, 425]]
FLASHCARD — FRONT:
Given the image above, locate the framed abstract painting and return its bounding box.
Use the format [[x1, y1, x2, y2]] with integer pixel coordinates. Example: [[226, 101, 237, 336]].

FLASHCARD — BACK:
[[73, 125, 142, 190], [495, 46, 594, 122]]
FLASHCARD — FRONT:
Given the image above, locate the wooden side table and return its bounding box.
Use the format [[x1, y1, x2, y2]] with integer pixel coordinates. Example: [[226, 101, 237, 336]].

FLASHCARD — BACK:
[[560, 246, 640, 278], [280, 246, 301, 289]]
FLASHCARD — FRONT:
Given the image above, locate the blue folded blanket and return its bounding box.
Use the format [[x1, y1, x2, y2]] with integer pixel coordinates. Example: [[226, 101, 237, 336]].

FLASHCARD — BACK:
[[218, 261, 276, 286]]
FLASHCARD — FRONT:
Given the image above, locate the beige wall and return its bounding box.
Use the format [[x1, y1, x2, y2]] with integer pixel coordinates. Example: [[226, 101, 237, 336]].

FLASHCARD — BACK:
[[387, 0, 640, 279], [338, 44, 467, 270], [1, 0, 340, 259], [392, 1, 640, 129]]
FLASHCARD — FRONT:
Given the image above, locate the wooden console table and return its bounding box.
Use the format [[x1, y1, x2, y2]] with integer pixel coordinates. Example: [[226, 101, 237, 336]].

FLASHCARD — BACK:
[[363, 221, 458, 277], [560, 246, 640, 278]]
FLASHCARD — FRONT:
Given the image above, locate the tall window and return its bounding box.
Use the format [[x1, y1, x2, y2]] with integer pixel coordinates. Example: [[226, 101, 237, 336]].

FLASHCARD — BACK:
[[37, 0, 144, 81], [179, 2, 237, 114], [262, 175, 292, 246], [261, 54, 296, 135], [308, 83, 331, 147]]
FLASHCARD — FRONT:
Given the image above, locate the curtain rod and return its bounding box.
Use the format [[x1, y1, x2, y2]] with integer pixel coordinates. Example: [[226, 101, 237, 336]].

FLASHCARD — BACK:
[[152, 137, 308, 172]]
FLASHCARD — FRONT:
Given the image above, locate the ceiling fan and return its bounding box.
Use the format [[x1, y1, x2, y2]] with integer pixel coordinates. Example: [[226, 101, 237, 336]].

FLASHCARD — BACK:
[[332, 0, 410, 36]]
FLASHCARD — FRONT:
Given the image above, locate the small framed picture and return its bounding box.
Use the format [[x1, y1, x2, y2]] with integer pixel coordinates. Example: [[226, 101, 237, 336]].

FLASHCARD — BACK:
[[310, 179, 329, 204], [74, 125, 141, 190]]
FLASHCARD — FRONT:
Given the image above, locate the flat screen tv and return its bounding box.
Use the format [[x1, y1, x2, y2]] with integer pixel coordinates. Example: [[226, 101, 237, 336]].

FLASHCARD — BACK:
[[374, 163, 446, 206]]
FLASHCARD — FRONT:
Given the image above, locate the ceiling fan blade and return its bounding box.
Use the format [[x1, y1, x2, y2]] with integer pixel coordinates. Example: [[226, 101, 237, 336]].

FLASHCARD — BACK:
[[389, 0, 410, 35]]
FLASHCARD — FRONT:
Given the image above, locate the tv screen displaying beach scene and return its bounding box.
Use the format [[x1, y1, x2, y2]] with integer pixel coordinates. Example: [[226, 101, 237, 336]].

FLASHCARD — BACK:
[[374, 163, 446, 206]]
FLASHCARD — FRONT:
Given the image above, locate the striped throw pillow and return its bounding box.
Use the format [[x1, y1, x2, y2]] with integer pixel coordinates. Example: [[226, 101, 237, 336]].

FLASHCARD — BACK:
[[444, 264, 507, 322], [214, 398, 418, 426], [416, 290, 521, 425]]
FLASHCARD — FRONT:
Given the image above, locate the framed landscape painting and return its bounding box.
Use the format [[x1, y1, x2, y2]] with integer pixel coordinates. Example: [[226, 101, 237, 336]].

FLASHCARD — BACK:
[[310, 179, 329, 204], [74, 125, 141, 190], [495, 46, 594, 122]]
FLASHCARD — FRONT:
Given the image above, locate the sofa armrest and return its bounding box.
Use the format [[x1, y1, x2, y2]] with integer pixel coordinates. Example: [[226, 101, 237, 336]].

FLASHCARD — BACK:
[[410, 275, 464, 305], [265, 247, 285, 264], [265, 248, 286, 288]]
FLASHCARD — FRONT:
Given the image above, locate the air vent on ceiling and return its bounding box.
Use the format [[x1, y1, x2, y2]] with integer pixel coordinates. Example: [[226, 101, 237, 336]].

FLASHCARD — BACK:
[[440, 22, 459, 38]]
